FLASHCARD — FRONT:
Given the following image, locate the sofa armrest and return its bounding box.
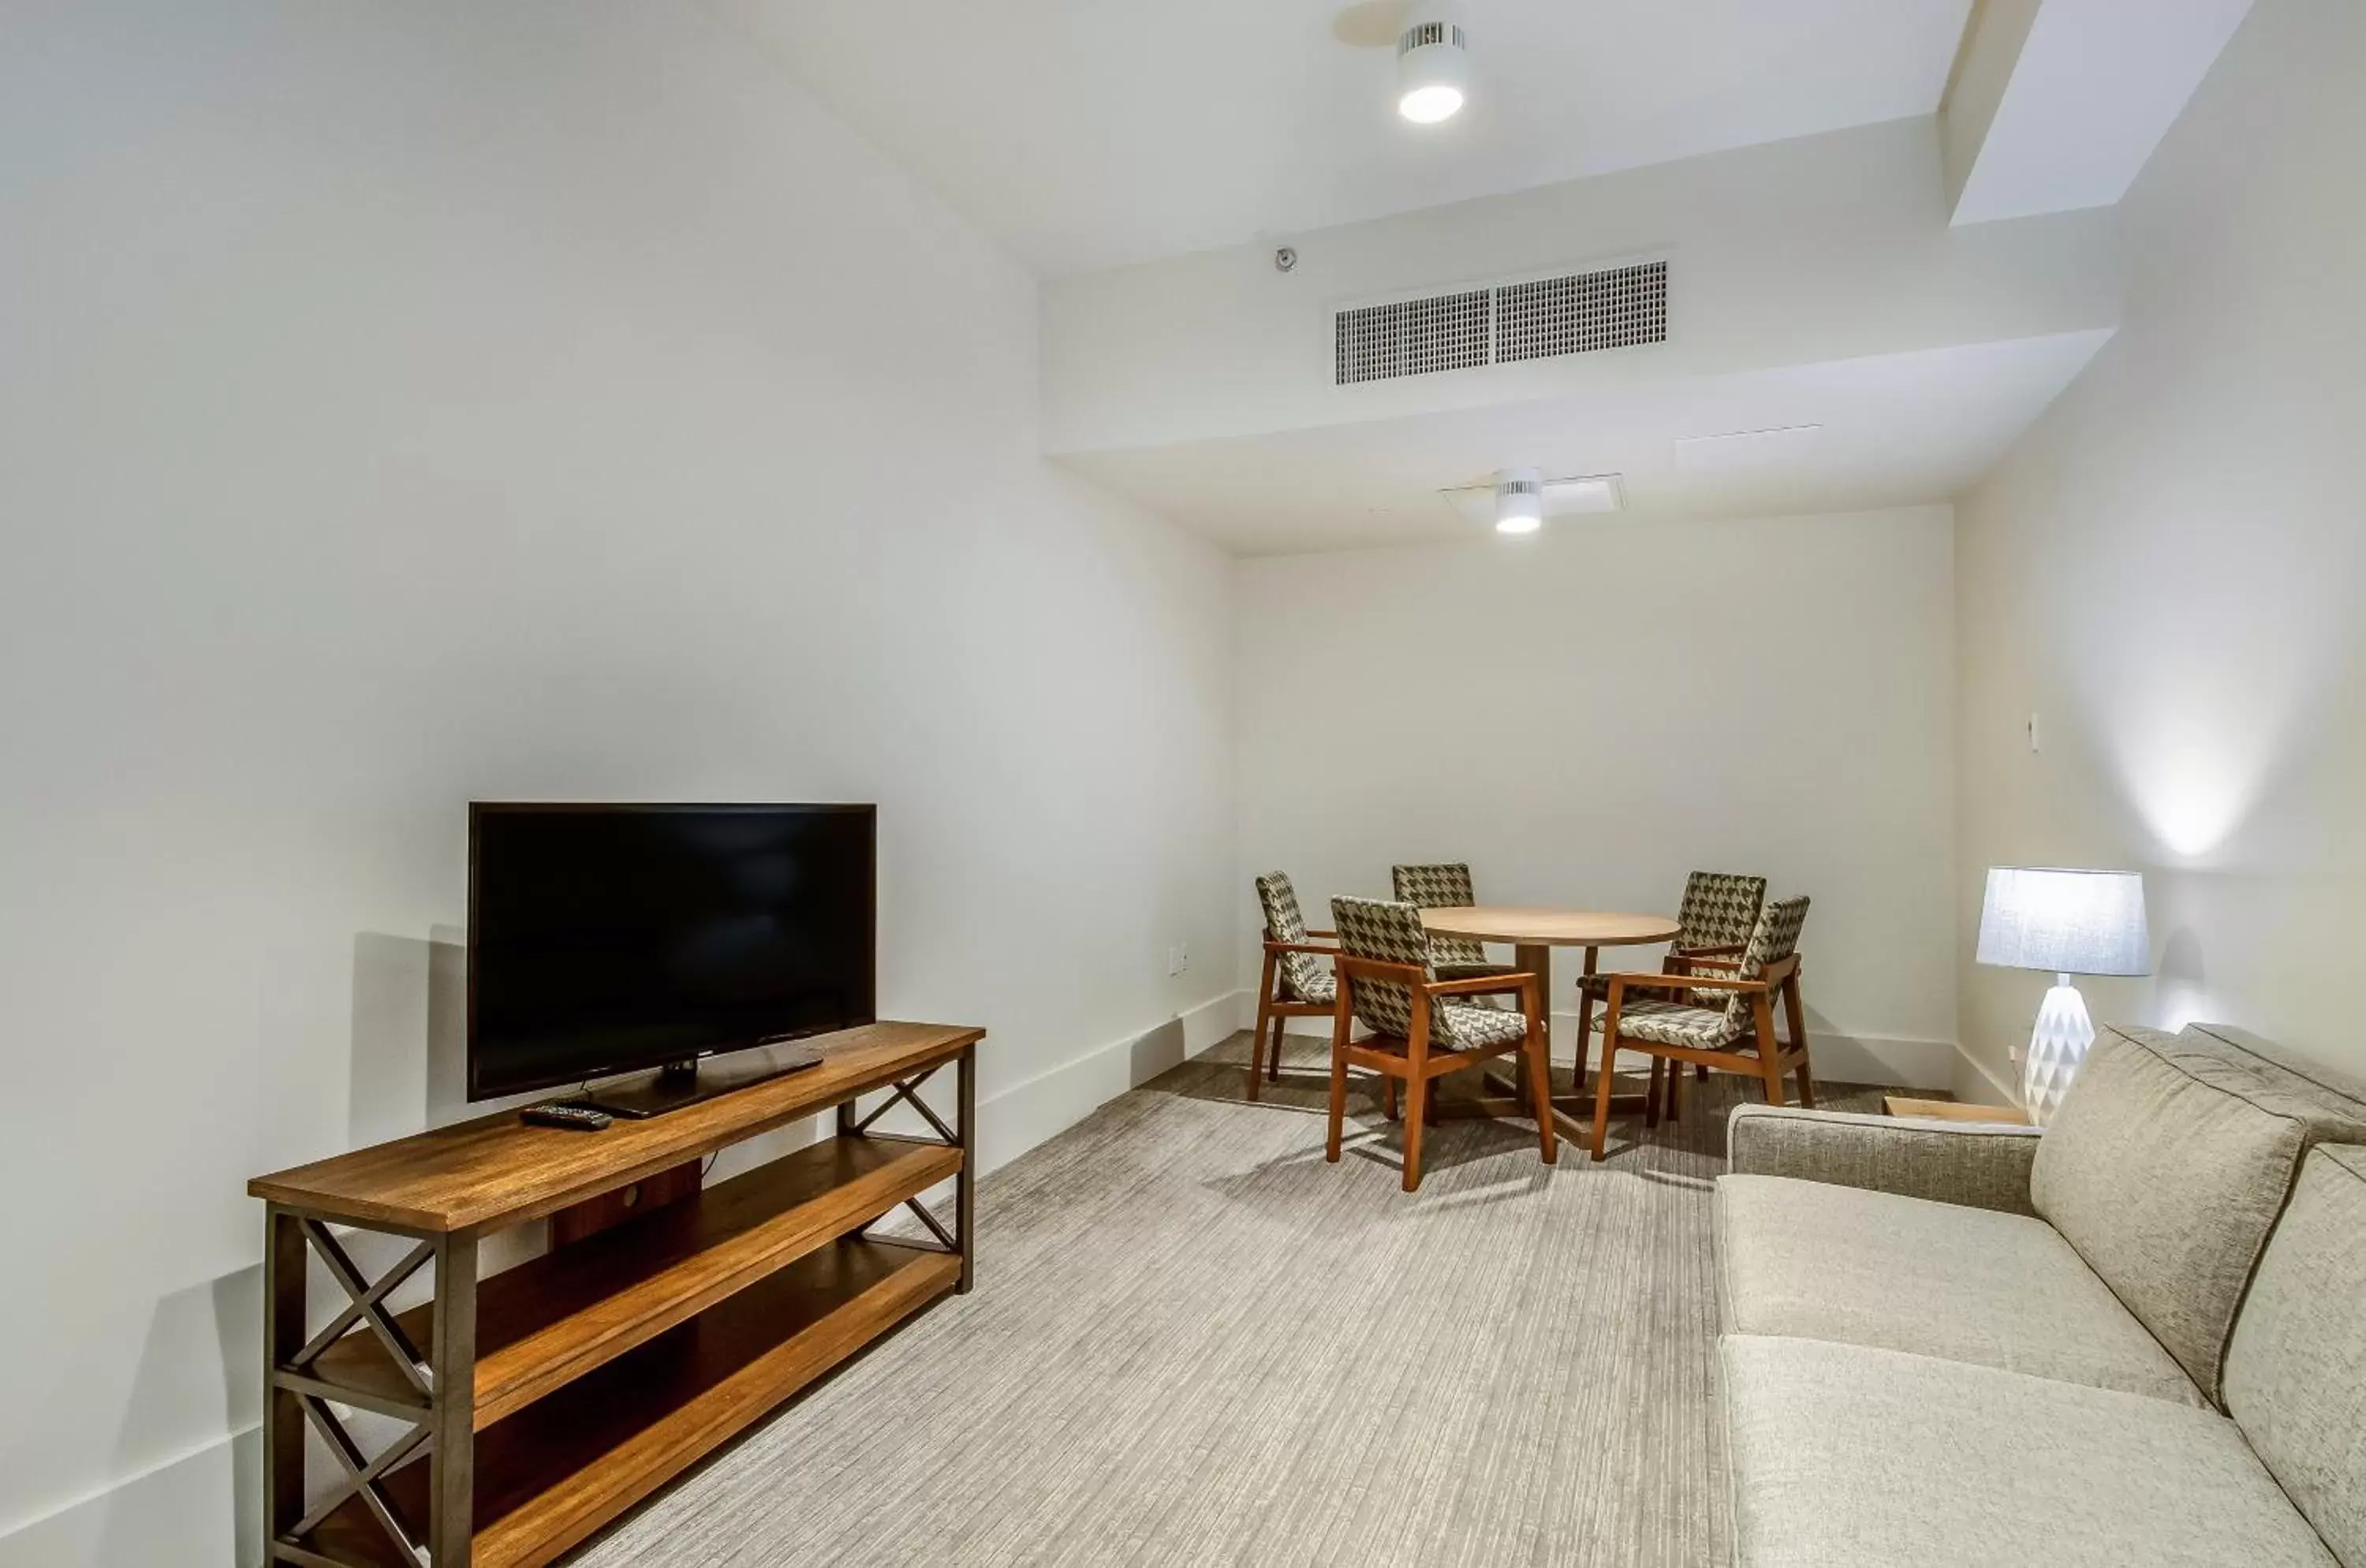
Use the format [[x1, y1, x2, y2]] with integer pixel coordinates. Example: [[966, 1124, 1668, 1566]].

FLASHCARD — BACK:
[[1726, 1104, 2043, 1216]]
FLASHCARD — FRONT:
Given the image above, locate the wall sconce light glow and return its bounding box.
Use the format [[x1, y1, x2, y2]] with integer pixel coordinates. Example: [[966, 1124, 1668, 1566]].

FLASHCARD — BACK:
[[2110, 699, 2279, 861], [1494, 468, 1543, 534], [1397, 4, 1469, 124]]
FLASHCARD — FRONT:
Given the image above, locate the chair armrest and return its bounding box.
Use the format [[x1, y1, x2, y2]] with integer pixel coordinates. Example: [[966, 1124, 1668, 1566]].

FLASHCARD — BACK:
[[1677, 954, 1743, 972], [1607, 970, 1767, 995], [1425, 972, 1536, 997], [1263, 939, 1338, 956], [1337, 954, 1427, 985], [1725, 1105, 2041, 1216], [1305, 929, 1337, 939]]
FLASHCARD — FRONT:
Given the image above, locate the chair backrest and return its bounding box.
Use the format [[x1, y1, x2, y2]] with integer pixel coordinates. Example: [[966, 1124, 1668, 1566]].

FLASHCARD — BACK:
[[1677, 872, 1766, 952], [1719, 896, 1809, 1030], [1253, 871, 1330, 1003], [1390, 863, 1487, 969], [1330, 896, 1437, 1041]]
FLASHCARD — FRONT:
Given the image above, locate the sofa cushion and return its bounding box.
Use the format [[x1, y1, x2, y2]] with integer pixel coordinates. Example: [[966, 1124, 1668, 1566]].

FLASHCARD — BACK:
[[2031, 1024, 2366, 1405], [2225, 1145, 2366, 1568], [1720, 1335, 2338, 1568], [1716, 1174, 2201, 1405]]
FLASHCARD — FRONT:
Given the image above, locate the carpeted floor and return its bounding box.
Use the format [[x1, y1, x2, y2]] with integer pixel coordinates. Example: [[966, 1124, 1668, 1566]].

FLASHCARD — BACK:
[[575, 1032, 1893, 1567]]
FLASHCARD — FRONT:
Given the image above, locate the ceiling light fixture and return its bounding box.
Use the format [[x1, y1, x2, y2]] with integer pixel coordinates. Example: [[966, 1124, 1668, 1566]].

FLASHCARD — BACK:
[[1493, 468, 1543, 534], [1397, 2, 1470, 125], [1442, 472, 1624, 530]]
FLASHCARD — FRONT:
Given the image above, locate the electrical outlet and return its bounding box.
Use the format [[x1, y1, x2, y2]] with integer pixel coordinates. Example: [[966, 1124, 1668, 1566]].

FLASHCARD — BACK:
[[1165, 946, 1182, 976], [1179, 942, 1189, 973]]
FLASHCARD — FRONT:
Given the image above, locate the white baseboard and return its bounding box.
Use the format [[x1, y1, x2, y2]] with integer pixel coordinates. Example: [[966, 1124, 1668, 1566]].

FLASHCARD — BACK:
[[1255, 995, 1955, 1091], [1952, 1040, 2025, 1108], [0, 1427, 259, 1568], [0, 990, 1246, 1568], [970, 991, 1240, 1175]]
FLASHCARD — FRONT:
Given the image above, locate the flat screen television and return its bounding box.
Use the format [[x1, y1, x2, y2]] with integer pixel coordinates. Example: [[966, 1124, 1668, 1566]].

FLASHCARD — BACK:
[[468, 802, 875, 1113]]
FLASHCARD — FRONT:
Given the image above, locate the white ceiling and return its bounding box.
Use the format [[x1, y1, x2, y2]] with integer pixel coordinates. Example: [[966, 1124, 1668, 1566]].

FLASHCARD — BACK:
[[712, 0, 1975, 275], [1058, 330, 2112, 554]]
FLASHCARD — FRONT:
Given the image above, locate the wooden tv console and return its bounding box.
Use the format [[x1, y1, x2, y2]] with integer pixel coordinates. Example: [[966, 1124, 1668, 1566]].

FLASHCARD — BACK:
[[247, 1021, 982, 1568]]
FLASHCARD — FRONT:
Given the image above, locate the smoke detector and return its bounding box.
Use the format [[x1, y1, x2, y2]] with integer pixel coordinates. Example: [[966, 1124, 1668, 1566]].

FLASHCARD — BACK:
[[1397, 2, 1470, 124]]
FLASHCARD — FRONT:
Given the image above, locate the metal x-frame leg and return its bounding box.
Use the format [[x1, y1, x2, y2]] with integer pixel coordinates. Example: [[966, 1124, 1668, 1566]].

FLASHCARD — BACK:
[[837, 1043, 975, 1292], [262, 1205, 477, 1568]]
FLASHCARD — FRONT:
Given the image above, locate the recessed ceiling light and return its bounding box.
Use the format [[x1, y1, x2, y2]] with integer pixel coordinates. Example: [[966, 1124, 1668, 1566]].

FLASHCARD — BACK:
[[1397, 3, 1469, 125]]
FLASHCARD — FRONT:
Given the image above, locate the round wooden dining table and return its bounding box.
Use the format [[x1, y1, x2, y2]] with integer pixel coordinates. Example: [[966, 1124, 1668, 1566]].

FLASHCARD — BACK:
[[1419, 905, 1682, 1140]]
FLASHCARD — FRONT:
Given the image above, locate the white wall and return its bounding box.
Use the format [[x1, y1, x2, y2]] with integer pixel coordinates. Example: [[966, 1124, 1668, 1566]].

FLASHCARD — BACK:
[[1954, 0, 2366, 1095], [1237, 506, 1958, 1085], [0, 3, 1234, 1560]]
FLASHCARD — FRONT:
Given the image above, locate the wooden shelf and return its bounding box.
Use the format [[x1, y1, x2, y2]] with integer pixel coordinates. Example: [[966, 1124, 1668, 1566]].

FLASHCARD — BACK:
[[292, 1238, 958, 1568], [308, 1133, 960, 1429], [251, 1021, 983, 1233]]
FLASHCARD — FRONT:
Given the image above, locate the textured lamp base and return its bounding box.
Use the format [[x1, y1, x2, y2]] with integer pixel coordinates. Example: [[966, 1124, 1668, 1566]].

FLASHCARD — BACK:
[[2024, 976, 2094, 1126]]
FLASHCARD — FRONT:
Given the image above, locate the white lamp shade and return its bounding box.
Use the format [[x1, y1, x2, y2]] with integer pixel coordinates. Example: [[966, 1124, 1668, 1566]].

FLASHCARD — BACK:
[[1975, 868, 2150, 977]]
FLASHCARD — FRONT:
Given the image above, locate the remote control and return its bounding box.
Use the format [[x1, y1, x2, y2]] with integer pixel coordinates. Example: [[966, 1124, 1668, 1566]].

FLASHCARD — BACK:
[[521, 1103, 612, 1131]]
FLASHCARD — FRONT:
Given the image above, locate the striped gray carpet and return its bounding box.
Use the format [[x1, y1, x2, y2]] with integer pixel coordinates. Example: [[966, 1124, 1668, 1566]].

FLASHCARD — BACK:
[[575, 1033, 1892, 1567]]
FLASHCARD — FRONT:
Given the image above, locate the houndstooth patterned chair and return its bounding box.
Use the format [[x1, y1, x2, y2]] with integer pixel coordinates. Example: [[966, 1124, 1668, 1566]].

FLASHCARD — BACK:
[[1585, 895, 1813, 1161], [1248, 872, 1339, 1099], [1575, 871, 1765, 1003], [1325, 896, 1556, 1191], [1574, 871, 1767, 1092], [1390, 862, 1517, 989]]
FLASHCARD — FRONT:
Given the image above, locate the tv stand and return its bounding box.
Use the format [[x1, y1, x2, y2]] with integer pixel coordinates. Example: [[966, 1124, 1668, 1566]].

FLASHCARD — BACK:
[[582, 1040, 827, 1119], [248, 1020, 980, 1568]]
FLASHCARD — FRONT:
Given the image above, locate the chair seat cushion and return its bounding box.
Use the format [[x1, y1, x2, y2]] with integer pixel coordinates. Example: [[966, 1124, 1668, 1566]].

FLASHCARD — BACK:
[[1593, 998, 1740, 1049], [1283, 969, 1336, 1006], [1717, 1174, 2203, 1406], [1438, 1002, 1528, 1050], [1721, 1336, 2335, 1568], [1435, 962, 1516, 984]]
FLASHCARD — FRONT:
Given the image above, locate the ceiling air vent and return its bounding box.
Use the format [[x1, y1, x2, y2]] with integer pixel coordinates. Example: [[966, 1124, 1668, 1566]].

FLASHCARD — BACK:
[[1334, 288, 1491, 386], [1333, 259, 1668, 386], [1495, 260, 1667, 364]]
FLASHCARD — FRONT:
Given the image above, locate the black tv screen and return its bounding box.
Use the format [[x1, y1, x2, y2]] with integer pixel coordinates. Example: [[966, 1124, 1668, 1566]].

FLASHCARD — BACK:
[[467, 803, 875, 1101]]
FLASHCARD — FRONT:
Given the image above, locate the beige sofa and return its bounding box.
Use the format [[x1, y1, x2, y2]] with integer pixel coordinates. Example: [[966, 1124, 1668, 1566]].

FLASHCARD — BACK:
[[1714, 1022, 2366, 1568]]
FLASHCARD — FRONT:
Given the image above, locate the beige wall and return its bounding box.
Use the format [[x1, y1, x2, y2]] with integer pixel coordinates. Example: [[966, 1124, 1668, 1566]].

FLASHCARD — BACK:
[[1238, 506, 1959, 1088], [1954, 0, 2366, 1094]]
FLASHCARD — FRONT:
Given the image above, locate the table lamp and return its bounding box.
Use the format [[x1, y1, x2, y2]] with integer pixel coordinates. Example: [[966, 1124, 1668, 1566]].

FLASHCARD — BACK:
[[1975, 868, 2150, 1125]]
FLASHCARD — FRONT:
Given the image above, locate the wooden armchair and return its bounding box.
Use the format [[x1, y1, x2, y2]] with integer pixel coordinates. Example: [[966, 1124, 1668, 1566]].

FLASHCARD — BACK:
[[1586, 896, 1812, 1161], [1326, 896, 1556, 1192], [1390, 861, 1521, 988], [1249, 871, 1340, 1100], [1573, 871, 1765, 1092]]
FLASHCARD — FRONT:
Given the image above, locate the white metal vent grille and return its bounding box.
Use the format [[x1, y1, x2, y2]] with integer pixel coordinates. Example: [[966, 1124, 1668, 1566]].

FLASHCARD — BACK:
[[1334, 289, 1491, 386], [1334, 260, 1667, 385], [1494, 261, 1668, 364]]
